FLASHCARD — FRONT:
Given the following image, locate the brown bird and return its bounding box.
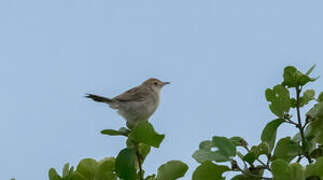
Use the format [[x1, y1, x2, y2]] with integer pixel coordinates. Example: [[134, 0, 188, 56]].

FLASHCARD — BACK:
[[86, 78, 170, 128]]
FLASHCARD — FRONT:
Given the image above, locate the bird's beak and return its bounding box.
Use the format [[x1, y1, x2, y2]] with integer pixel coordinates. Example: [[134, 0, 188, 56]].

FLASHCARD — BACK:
[[162, 82, 170, 86]]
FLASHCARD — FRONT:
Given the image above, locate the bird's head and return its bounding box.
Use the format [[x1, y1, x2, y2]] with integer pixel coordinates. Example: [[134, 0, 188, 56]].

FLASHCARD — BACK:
[[142, 78, 170, 92]]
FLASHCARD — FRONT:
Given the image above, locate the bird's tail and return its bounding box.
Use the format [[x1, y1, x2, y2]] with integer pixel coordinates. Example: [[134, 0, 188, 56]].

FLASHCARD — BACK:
[[85, 94, 113, 104]]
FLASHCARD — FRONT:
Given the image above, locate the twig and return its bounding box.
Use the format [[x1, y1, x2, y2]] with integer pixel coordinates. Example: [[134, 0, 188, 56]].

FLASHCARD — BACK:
[[301, 116, 310, 132], [135, 143, 144, 180], [235, 165, 272, 180], [296, 155, 303, 163], [284, 117, 298, 127], [243, 146, 272, 171], [237, 152, 248, 169], [295, 86, 313, 164]]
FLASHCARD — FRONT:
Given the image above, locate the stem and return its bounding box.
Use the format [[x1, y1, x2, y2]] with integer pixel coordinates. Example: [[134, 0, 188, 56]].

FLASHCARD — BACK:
[[235, 166, 272, 180], [301, 117, 310, 132], [295, 87, 304, 139], [266, 154, 271, 167], [244, 146, 272, 171], [134, 143, 144, 180], [284, 117, 298, 126], [237, 152, 248, 169], [295, 86, 312, 164], [296, 155, 303, 163]]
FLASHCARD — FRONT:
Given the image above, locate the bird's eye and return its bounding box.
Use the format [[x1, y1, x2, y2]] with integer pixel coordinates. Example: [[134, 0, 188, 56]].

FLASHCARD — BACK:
[[154, 82, 158, 86]]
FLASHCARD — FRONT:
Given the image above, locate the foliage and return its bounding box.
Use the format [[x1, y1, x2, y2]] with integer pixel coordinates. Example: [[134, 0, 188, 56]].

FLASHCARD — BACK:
[[49, 65, 323, 180], [49, 121, 187, 180], [192, 65, 323, 179]]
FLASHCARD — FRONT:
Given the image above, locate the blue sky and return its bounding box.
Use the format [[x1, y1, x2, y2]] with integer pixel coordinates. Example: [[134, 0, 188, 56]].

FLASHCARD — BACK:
[[1, 0, 323, 179]]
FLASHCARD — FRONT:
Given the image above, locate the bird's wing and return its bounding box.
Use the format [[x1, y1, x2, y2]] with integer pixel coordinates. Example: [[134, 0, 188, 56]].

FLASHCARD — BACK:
[[113, 86, 150, 102]]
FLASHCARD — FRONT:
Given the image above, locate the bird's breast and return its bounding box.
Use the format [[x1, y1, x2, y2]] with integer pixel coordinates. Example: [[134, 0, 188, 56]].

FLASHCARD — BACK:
[[141, 92, 160, 115], [116, 92, 160, 121]]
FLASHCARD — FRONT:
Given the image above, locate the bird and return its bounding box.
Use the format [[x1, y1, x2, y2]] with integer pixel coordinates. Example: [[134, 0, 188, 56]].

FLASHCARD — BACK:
[[85, 78, 170, 129]]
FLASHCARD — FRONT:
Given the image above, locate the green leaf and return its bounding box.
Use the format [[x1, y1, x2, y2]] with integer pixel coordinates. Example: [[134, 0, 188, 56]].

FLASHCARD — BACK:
[[261, 119, 284, 151], [265, 85, 291, 117], [76, 159, 98, 180], [305, 157, 323, 179], [305, 108, 323, 144], [299, 75, 315, 87], [50, 162, 75, 180], [310, 147, 323, 159], [272, 159, 291, 179], [94, 158, 117, 180], [282, 66, 300, 87], [156, 160, 188, 180], [192, 161, 229, 180], [283, 66, 300, 87], [115, 148, 137, 180], [101, 127, 129, 136], [128, 121, 165, 148], [192, 149, 228, 163], [300, 89, 315, 107], [306, 102, 323, 120], [69, 167, 74, 178], [70, 172, 86, 180], [126, 138, 136, 148], [138, 143, 151, 161], [62, 163, 70, 178], [289, 163, 305, 180], [199, 140, 213, 149], [231, 174, 260, 180], [49, 168, 62, 180], [306, 65, 316, 76], [97, 157, 115, 165], [272, 159, 305, 180], [317, 92, 323, 102], [193, 137, 236, 163], [273, 137, 301, 162], [242, 152, 256, 165], [231, 175, 247, 180], [282, 66, 316, 88], [243, 142, 270, 165], [212, 136, 236, 158], [230, 136, 247, 147]]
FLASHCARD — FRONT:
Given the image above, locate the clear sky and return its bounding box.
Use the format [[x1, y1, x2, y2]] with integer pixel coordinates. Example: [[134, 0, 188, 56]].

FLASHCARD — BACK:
[[1, 0, 323, 179]]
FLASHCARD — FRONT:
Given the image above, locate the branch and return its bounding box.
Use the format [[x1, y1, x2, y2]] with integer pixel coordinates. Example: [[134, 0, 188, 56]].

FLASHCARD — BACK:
[[295, 86, 313, 164], [135, 143, 144, 180]]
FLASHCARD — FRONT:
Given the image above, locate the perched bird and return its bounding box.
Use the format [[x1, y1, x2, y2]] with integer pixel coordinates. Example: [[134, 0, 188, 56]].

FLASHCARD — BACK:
[[85, 78, 170, 129]]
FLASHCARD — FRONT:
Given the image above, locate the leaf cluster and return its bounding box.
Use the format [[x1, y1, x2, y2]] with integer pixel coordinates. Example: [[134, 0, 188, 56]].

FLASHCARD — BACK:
[[192, 65, 323, 179], [49, 121, 188, 180]]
